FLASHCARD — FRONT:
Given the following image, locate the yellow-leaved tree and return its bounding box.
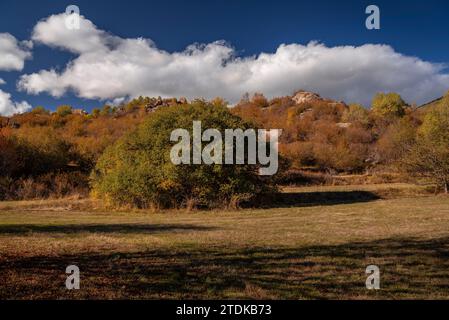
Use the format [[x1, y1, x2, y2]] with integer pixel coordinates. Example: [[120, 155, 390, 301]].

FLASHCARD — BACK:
[[403, 92, 449, 193]]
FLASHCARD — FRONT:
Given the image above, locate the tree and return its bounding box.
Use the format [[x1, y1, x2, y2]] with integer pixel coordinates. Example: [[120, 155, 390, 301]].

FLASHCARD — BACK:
[[91, 108, 101, 118], [342, 103, 370, 126], [100, 105, 112, 116], [91, 101, 273, 208], [31, 106, 49, 115], [376, 117, 417, 164], [403, 93, 449, 193], [210, 97, 228, 107], [251, 93, 269, 108], [371, 92, 406, 118], [56, 105, 73, 117]]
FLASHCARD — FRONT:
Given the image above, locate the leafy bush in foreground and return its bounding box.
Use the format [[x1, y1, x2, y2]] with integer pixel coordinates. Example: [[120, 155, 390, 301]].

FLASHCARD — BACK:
[[91, 101, 274, 209]]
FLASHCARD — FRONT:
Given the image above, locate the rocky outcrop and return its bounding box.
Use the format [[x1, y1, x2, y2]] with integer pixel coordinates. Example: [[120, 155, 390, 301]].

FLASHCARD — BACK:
[[292, 91, 323, 104], [144, 97, 189, 112]]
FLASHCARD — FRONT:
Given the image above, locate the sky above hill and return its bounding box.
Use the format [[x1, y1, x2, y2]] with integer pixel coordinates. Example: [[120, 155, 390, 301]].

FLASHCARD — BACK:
[[1, 0, 449, 115]]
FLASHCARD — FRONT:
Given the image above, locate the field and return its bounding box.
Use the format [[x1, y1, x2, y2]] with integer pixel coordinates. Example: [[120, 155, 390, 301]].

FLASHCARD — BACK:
[[1, 183, 449, 299]]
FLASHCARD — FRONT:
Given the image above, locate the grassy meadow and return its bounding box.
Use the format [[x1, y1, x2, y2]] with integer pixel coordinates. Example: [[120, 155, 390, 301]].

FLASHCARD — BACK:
[[1, 183, 449, 299]]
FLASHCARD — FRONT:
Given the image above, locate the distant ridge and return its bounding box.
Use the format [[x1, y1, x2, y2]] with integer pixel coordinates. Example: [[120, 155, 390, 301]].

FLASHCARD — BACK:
[[419, 96, 443, 109]]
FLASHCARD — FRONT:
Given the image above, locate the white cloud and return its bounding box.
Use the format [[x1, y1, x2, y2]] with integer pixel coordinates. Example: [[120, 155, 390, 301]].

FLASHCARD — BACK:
[[0, 34, 32, 116], [18, 13, 449, 105], [0, 33, 32, 71], [31, 13, 118, 54], [0, 89, 31, 116]]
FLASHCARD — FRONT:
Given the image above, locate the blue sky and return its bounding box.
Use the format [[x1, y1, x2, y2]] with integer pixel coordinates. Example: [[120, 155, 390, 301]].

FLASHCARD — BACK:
[[0, 0, 449, 114]]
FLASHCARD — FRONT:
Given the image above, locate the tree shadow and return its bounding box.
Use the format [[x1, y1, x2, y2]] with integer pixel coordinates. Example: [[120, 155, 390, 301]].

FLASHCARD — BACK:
[[0, 223, 217, 235], [2, 236, 449, 299], [254, 191, 381, 208]]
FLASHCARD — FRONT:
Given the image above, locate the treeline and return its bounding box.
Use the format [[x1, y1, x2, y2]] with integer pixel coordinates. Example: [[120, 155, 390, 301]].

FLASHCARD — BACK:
[[0, 91, 448, 202], [0, 103, 144, 200]]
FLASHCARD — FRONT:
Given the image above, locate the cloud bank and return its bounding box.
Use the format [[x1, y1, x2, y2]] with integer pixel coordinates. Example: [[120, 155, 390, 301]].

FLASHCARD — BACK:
[[0, 33, 32, 71], [0, 89, 31, 116], [15, 13, 449, 106]]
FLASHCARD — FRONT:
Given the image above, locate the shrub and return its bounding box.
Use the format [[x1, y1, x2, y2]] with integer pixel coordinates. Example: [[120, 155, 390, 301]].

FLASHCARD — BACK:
[[371, 92, 406, 118], [31, 106, 50, 115], [56, 105, 73, 117], [342, 103, 370, 126], [91, 101, 274, 208], [0, 172, 89, 200]]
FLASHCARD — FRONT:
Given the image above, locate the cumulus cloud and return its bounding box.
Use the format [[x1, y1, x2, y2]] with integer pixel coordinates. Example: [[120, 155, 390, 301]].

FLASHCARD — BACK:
[[0, 33, 32, 71], [0, 89, 31, 116], [31, 13, 118, 54], [18, 13, 449, 105], [0, 78, 5, 85]]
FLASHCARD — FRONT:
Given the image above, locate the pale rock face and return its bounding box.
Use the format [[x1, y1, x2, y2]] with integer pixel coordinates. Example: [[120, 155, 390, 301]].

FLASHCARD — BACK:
[[337, 122, 352, 128], [292, 91, 323, 104]]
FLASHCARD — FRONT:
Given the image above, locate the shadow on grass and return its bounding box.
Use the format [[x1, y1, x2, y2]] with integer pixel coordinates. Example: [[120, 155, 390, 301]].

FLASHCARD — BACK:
[[0, 223, 217, 235], [255, 191, 381, 208], [1, 236, 449, 299]]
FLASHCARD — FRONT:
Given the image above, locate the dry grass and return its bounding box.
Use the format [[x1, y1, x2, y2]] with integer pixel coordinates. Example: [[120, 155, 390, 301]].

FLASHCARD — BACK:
[[0, 183, 448, 299]]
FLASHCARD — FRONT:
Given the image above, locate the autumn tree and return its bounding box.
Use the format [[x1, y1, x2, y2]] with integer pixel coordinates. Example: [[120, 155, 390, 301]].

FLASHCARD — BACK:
[[210, 97, 228, 107], [56, 105, 73, 117], [31, 106, 50, 115], [371, 92, 406, 118], [100, 105, 112, 116], [251, 93, 269, 108], [403, 93, 449, 193], [342, 103, 370, 126], [376, 117, 417, 164], [91, 108, 100, 118]]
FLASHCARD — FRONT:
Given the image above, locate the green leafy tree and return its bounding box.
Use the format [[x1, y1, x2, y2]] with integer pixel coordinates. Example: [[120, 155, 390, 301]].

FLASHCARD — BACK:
[[91, 102, 273, 208]]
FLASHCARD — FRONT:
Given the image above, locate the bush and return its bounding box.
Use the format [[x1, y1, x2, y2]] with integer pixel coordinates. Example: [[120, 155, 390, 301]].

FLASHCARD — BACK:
[[0, 172, 89, 200], [342, 104, 370, 126], [91, 101, 274, 209], [56, 105, 73, 117], [371, 92, 406, 118]]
